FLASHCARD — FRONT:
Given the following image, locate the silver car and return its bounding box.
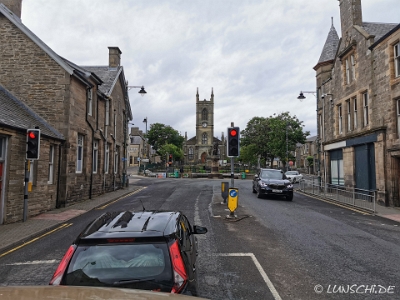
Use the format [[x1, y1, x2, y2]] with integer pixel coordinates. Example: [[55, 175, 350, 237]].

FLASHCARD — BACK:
[[285, 171, 303, 183]]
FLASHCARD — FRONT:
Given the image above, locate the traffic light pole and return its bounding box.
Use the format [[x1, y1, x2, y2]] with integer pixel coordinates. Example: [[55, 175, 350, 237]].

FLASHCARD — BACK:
[[23, 160, 30, 222]]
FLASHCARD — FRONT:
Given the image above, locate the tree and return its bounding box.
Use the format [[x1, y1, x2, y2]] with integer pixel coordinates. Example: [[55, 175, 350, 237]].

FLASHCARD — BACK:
[[241, 112, 309, 169], [158, 143, 184, 162], [146, 123, 184, 155]]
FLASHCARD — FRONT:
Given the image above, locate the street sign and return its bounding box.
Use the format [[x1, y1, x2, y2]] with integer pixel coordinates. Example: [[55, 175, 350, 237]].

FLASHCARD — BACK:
[[228, 188, 238, 212], [142, 158, 149, 163]]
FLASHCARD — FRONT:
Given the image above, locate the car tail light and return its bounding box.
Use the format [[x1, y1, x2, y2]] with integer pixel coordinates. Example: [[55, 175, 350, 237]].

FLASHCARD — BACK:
[[169, 240, 188, 293], [49, 245, 76, 285]]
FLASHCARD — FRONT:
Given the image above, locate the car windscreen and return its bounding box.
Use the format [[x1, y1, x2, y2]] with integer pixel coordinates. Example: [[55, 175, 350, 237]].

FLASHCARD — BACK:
[[63, 242, 173, 291], [260, 170, 284, 180], [286, 171, 298, 175]]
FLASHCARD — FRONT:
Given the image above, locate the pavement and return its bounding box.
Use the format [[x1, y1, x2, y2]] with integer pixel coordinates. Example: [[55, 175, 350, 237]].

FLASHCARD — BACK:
[[0, 174, 400, 256], [0, 181, 144, 256]]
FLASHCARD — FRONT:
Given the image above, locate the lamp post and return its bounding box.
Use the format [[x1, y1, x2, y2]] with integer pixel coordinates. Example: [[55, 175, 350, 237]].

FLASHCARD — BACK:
[[297, 91, 320, 187], [142, 117, 148, 174], [125, 85, 147, 185]]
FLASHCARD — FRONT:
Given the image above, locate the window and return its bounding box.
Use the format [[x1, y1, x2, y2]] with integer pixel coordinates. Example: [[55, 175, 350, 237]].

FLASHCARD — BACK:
[[93, 140, 98, 174], [363, 92, 369, 126], [202, 108, 208, 121], [87, 88, 93, 116], [202, 133, 208, 145], [353, 98, 358, 129], [397, 99, 400, 137], [350, 55, 356, 81], [48, 145, 54, 184], [76, 134, 84, 173], [105, 143, 110, 174], [395, 43, 400, 78], [347, 100, 351, 132], [114, 146, 119, 174], [345, 59, 350, 84], [105, 100, 110, 126], [338, 105, 343, 134], [188, 147, 194, 160]]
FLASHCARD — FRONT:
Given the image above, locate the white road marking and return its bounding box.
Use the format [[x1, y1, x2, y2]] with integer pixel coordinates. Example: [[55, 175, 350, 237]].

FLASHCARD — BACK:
[[6, 260, 58, 266], [215, 253, 282, 300]]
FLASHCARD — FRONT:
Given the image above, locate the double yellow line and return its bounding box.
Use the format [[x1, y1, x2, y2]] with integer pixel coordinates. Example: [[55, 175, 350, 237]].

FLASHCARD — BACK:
[[0, 223, 73, 258]]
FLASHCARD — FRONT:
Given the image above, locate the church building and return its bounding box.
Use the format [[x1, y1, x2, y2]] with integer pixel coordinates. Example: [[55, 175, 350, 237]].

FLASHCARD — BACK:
[[183, 88, 226, 165]]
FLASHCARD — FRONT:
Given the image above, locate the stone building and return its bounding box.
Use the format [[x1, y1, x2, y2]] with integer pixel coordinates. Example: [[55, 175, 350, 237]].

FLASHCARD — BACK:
[[127, 127, 145, 167], [183, 88, 226, 165], [296, 136, 318, 174], [314, 0, 400, 206], [0, 1, 132, 221], [0, 84, 65, 224]]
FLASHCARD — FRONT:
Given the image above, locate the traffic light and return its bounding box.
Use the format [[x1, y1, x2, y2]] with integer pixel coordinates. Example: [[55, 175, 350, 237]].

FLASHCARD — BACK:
[[168, 154, 173, 164], [227, 127, 240, 157], [26, 129, 41, 160]]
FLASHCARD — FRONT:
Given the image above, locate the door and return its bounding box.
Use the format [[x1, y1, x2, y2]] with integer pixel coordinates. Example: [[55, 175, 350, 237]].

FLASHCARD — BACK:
[[354, 143, 376, 191]]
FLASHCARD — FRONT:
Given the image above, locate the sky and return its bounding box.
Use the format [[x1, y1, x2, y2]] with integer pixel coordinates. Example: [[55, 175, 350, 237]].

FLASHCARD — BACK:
[[20, 0, 399, 140]]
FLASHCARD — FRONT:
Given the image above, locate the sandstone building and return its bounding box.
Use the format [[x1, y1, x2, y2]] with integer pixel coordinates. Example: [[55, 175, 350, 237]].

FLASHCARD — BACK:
[[314, 0, 400, 206], [0, 1, 133, 223]]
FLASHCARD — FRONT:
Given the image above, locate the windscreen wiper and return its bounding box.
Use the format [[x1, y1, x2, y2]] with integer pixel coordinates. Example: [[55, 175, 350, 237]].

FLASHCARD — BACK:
[[113, 278, 155, 286]]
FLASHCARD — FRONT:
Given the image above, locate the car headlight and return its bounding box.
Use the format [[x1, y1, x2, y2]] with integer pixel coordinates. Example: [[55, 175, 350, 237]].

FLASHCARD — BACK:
[[287, 184, 293, 189], [259, 182, 268, 187]]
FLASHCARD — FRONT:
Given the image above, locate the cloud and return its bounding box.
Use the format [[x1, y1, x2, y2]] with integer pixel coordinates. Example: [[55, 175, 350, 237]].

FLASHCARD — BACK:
[[21, 0, 399, 140]]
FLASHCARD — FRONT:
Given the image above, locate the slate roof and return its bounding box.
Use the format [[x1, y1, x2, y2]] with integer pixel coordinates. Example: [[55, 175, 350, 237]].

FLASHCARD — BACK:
[[130, 136, 144, 145], [317, 24, 340, 64], [82, 66, 122, 96], [0, 85, 64, 140], [362, 22, 398, 42]]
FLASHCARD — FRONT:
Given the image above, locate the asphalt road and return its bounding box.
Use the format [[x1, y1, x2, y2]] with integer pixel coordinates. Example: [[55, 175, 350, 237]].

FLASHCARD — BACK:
[[0, 177, 399, 300]]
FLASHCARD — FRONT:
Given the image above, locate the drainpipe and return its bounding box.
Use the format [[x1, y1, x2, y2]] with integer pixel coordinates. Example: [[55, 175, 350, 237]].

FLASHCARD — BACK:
[[56, 141, 64, 208]]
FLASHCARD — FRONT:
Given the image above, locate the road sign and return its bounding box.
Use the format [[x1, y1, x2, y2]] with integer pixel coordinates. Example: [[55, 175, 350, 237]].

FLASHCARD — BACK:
[[228, 188, 238, 212]]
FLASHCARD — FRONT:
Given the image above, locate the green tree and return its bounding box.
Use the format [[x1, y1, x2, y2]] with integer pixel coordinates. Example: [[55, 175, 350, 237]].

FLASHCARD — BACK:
[[146, 123, 184, 155], [241, 116, 272, 165], [241, 112, 309, 169], [158, 143, 184, 162]]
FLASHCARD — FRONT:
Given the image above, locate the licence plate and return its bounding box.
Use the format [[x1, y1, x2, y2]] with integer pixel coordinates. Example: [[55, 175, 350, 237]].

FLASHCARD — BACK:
[[272, 189, 282, 193]]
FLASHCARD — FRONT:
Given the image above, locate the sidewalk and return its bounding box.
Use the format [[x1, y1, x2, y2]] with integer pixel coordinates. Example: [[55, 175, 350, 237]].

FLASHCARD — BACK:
[[0, 183, 143, 255]]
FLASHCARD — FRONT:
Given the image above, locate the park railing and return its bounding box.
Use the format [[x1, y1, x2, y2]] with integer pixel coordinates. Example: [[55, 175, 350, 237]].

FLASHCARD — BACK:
[[298, 177, 376, 213]]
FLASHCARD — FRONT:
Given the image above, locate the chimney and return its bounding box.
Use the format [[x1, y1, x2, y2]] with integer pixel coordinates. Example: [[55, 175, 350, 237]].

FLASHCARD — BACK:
[[108, 47, 122, 68], [2, 0, 22, 18]]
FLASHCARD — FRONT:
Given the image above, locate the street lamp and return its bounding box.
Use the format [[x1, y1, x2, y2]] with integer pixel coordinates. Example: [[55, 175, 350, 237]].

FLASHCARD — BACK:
[[297, 90, 321, 187], [124, 85, 147, 185], [127, 85, 147, 96], [143, 117, 148, 158]]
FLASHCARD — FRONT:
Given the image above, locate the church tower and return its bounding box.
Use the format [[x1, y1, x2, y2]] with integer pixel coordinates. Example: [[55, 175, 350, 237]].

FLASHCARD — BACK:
[[195, 88, 214, 163]]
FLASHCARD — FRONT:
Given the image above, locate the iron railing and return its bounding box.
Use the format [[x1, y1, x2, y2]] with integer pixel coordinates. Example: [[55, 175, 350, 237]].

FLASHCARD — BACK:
[[298, 177, 376, 213]]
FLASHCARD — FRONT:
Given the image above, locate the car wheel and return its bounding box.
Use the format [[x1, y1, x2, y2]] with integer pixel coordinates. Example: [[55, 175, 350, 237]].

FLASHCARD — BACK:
[[257, 188, 262, 198], [286, 194, 293, 201]]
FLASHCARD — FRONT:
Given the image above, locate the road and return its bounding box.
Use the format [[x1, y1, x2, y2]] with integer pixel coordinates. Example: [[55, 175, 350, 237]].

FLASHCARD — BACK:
[[0, 177, 399, 299]]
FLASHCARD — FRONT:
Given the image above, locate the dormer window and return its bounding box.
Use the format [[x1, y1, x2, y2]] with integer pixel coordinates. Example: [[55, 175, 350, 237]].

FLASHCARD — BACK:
[[87, 88, 93, 116]]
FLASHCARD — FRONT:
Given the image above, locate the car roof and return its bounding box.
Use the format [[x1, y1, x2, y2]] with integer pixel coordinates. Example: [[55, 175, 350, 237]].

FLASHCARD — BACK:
[[79, 211, 180, 240]]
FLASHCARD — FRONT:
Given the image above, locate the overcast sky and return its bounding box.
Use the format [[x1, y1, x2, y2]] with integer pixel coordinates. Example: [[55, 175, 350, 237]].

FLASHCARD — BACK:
[[21, 0, 399, 140]]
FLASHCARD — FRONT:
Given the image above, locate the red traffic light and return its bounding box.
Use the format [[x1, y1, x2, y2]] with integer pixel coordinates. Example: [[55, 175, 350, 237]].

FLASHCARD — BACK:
[[229, 129, 237, 137], [28, 131, 36, 139]]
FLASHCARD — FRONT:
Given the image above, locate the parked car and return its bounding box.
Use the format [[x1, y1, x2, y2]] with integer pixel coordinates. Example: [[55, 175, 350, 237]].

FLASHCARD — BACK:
[[49, 210, 207, 296], [252, 168, 293, 201], [285, 170, 303, 183]]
